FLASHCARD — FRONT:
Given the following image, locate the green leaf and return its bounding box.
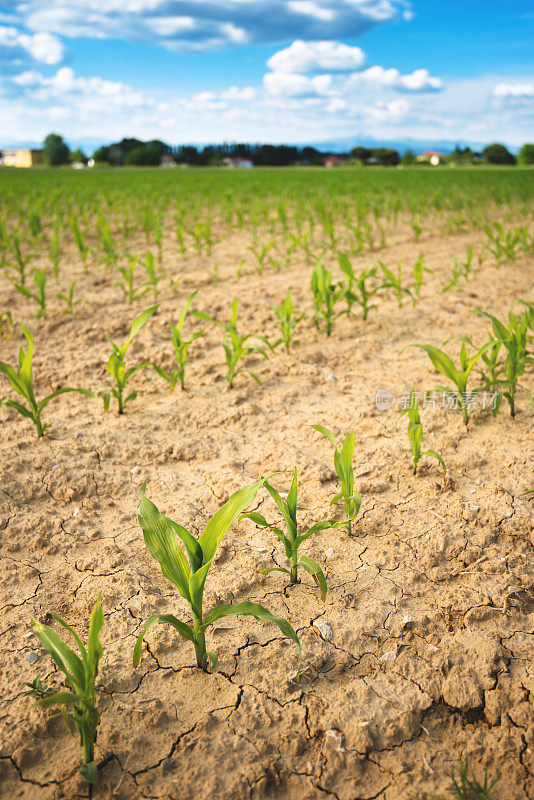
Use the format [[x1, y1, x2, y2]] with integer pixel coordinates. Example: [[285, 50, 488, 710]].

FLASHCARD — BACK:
[[36, 691, 78, 708], [128, 305, 158, 341], [3, 398, 33, 419], [295, 517, 355, 547], [80, 762, 98, 785], [405, 343, 460, 385], [299, 555, 328, 602], [38, 387, 95, 413], [86, 594, 104, 679], [286, 468, 298, 523], [422, 449, 447, 473], [133, 614, 194, 667], [260, 567, 291, 575], [202, 601, 300, 657], [311, 424, 337, 447], [239, 512, 292, 557], [137, 491, 193, 602], [31, 619, 86, 693], [198, 479, 265, 565]]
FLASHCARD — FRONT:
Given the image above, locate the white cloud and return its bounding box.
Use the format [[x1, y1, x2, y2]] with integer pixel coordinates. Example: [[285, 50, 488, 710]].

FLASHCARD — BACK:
[[7, 0, 410, 51], [493, 82, 534, 98], [351, 65, 442, 91], [264, 70, 334, 97], [364, 98, 410, 121], [0, 24, 65, 65], [267, 40, 365, 73]]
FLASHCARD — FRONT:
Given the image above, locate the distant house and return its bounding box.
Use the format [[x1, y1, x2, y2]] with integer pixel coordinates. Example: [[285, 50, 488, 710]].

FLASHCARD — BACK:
[[160, 154, 176, 168], [323, 156, 348, 169], [1, 148, 42, 168], [222, 157, 253, 168], [71, 161, 86, 170], [416, 150, 445, 166]]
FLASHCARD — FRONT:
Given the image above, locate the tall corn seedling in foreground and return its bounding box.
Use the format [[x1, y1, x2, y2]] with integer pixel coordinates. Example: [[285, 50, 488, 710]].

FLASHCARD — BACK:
[[400, 388, 447, 475], [28, 595, 104, 791], [310, 259, 345, 335], [15, 268, 47, 318], [153, 290, 205, 390], [240, 468, 350, 600], [337, 253, 380, 320], [103, 305, 158, 413], [311, 426, 361, 534], [134, 479, 300, 672], [0, 326, 95, 436]]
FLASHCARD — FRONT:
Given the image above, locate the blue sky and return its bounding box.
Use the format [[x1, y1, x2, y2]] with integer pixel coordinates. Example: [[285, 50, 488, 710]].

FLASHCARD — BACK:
[[0, 1, 533, 150]]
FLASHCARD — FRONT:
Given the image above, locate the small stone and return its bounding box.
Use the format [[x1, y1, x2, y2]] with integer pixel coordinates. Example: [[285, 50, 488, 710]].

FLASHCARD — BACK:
[[257, 547, 269, 553], [73, 507, 80, 518], [325, 548, 334, 558], [326, 374, 338, 382], [26, 652, 40, 664], [76, 433, 84, 439], [326, 729, 346, 752], [313, 619, 333, 641], [131, 466, 141, 475], [379, 649, 397, 662], [402, 615, 413, 626]]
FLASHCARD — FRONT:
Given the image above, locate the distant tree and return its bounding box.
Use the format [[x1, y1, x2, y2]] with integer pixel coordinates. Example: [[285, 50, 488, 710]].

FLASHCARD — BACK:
[[93, 145, 111, 163], [42, 133, 70, 166], [301, 146, 322, 164], [124, 144, 161, 166], [401, 148, 416, 165], [70, 148, 87, 164], [482, 143, 516, 165], [351, 146, 372, 163], [371, 147, 400, 166], [517, 143, 534, 165]]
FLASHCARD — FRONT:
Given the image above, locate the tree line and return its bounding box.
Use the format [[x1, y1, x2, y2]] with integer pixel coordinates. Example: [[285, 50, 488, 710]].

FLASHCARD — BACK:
[[36, 132, 534, 167]]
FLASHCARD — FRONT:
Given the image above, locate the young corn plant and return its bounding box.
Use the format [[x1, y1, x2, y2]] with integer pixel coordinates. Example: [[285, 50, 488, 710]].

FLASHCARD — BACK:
[[115, 256, 150, 304], [29, 595, 104, 791], [48, 219, 62, 278], [429, 753, 499, 800], [142, 251, 164, 300], [272, 290, 304, 353], [442, 246, 475, 293], [0, 310, 14, 340], [70, 217, 90, 273], [134, 479, 300, 672], [16, 268, 47, 318], [402, 341, 489, 424], [337, 253, 380, 320], [240, 468, 349, 601], [310, 259, 345, 336], [193, 299, 269, 388], [400, 388, 447, 475], [411, 253, 432, 297], [0, 326, 94, 436], [5, 232, 33, 285], [103, 305, 158, 414], [58, 281, 81, 315], [378, 260, 414, 307], [247, 242, 274, 275], [463, 333, 503, 416], [473, 309, 532, 418], [311, 426, 361, 534], [153, 290, 205, 391], [483, 222, 523, 266]]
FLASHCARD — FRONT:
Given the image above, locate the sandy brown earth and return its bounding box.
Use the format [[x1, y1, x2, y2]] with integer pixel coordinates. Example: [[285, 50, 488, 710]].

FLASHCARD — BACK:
[[0, 215, 533, 800]]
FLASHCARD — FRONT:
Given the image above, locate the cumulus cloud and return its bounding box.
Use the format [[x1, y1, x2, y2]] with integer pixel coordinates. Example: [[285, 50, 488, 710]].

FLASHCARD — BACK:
[[493, 82, 534, 98], [364, 98, 410, 121], [264, 70, 334, 97], [14, 66, 144, 107], [6, 0, 410, 51], [267, 40, 365, 73], [351, 65, 442, 91], [0, 24, 65, 65]]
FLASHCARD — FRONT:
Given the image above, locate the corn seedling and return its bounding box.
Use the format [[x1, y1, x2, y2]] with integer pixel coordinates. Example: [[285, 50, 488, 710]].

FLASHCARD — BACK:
[[153, 290, 205, 391], [428, 753, 499, 800], [310, 259, 345, 335], [70, 217, 90, 273], [273, 290, 304, 353], [6, 232, 33, 285], [115, 256, 150, 303], [193, 299, 269, 388], [0, 326, 95, 436], [143, 251, 164, 300], [473, 309, 532, 417], [463, 333, 504, 416], [29, 595, 104, 790], [98, 221, 119, 271], [483, 222, 523, 265], [103, 305, 158, 413], [411, 253, 432, 297], [311, 426, 361, 534], [378, 261, 414, 307], [241, 468, 349, 600], [442, 246, 474, 292], [134, 479, 300, 672], [0, 310, 14, 340], [247, 242, 274, 275], [338, 254, 380, 320], [16, 269, 47, 318], [411, 219, 423, 242], [403, 341, 489, 424], [48, 219, 62, 278], [57, 281, 81, 315], [400, 388, 447, 475]]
